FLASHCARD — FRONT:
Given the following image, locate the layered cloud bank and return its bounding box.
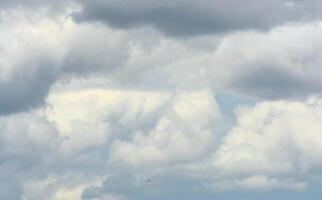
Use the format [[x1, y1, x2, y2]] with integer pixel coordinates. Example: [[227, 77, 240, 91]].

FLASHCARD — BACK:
[[74, 0, 322, 36], [1, 0, 322, 199]]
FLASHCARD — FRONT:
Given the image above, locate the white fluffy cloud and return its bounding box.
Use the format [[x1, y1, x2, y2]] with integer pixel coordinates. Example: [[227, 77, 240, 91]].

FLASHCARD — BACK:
[[45, 85, 223, 199], [46, 87, 172, 152], [2, 82, 322, 199], [213, 97, 322, 190], [46, 85, 223, 169], [108, 90, 221, 168]]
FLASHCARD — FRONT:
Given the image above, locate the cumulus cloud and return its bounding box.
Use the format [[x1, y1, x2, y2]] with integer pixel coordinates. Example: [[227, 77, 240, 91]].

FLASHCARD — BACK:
[[0, 110, 61, 199], [2, 3, 322, 116], [0, 9, 129, 115], [2, 0, 322, 199], [46, 87, 172, 152], [76, 91, 322, 198], [46, 86, 223, 199], [213, 97, 322, 190], [47, 85, 223, 167], [60, 20, 129, 77], [212, 23, 322, 99], [111, 22, 322, 99], [0, 11, 63, 114], [3, 82, 322, 199], [107, 91, 221, 168]]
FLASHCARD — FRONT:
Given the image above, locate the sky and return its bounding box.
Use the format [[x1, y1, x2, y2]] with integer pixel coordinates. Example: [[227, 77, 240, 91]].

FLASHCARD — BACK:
[[1, 0, 322, 199]]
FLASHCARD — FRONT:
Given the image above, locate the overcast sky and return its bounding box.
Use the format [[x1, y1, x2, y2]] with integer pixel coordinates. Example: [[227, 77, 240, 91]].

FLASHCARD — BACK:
[[1, 0, 322, 199]]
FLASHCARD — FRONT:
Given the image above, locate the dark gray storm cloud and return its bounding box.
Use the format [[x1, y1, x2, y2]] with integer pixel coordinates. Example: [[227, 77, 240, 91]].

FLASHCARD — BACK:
[[74, 0, 322, 36], [0, 62, 58, 115], [230, 68, 322, 99], [228, 68, 322, 101]]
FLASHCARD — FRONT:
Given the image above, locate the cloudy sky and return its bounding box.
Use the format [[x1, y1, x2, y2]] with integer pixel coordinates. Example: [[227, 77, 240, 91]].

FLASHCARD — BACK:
[[1, 0, 322, 199]]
